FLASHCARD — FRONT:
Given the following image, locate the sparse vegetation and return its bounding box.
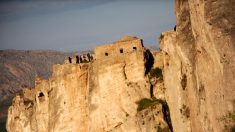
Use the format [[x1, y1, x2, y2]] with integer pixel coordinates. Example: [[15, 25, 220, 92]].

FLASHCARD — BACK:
[[223, 112, 235, 131], [149, 68, 163, 80], [221, 99, 235, 131], [159, 34, 164, 41], [24, 100, 33, 106], [157, 125, 163, 132], [219, 99, 235, 132], [181, 74, 187, 90], [136, 98, 160, 111], [180, 104, 190, 118]]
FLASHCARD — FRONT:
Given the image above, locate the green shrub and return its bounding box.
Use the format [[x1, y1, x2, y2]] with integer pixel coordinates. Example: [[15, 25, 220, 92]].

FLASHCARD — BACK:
[[157, 125, 163, 132], [181, 74, 187, 90], [150, 68, 163, 80], [136, 98, 160, 111], [228, 112, 235, 123]]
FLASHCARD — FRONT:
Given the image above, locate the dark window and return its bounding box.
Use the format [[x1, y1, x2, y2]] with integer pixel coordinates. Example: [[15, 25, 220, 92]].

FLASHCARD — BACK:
[[120, 49, 123, 53], [76, 56, 79, 63], [133, 47, 137, 50], [68, 57, 72, 63], [105, 53, 108, 56]]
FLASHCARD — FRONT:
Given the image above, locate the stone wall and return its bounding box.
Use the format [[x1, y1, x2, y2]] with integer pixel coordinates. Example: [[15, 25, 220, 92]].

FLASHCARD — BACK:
[[94, 36, 144, 60]]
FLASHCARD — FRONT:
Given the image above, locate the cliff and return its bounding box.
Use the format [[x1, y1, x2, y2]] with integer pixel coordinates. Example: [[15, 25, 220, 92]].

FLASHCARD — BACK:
[[5, 0, 235, 131], [159, 0, 235, 131], [0, 50, 87, 126], [6, 36, 170, 132], [0, 50, 83, 102]]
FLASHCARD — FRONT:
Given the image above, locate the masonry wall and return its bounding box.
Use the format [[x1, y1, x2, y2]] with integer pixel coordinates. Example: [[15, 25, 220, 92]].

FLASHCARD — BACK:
[[94, 39, 144, 60]]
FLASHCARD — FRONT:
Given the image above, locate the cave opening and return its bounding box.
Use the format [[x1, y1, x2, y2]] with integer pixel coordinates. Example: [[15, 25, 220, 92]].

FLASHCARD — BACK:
[[105, 53, 108, 56], [38, 92, 44, 97]]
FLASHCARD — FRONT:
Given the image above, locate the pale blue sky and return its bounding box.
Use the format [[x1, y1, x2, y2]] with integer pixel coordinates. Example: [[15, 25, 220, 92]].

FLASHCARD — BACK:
[[0, 0, 175, 51]]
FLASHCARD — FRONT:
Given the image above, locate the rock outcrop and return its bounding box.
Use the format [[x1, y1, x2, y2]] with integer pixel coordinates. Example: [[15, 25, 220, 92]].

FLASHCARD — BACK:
[[5, 0, 235, 131], [159, 0, 235, 132], [6, 36, 170, 132], [0, 50, 88, 126]]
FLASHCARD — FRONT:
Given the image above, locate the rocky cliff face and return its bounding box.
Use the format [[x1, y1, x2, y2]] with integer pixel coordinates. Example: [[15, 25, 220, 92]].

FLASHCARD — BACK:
[[0, 50, 87, 126], [5, 0, 235, 131], [160, 0, 235, 132], [6, 37, 170, 132], [0, 50, 82, 102]]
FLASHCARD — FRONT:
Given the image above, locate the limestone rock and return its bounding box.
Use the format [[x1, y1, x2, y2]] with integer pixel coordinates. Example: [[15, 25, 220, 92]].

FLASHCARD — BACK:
[[160, 0, 235, 131], [6, 37, 170, 132]]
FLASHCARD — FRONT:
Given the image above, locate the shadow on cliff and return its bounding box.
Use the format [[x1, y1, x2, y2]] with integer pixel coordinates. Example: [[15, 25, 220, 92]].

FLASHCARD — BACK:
[[144, 49, 173, 131], [144, 49, 154, 75], [161, 100, 173, 132], [0, 122, 7, 132]]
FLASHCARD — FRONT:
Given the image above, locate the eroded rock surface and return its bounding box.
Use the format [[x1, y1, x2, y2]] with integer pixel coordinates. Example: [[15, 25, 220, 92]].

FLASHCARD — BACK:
[[6, 36, 170, 132], [160, 0, 235, 131], [6, 0, 235, 131]]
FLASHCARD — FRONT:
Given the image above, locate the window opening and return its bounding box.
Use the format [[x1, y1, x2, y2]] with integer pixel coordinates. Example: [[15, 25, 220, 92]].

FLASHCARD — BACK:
[[68, 57, 72, 63], [120, 49, 123, 53], [38, 92, 45, 102], [76, 56, 79, 63]]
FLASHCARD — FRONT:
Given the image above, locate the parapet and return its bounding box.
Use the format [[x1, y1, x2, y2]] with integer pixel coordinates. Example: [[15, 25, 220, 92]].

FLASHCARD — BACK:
[[64, 53, 93, 64], [94, 36, 144, 60]]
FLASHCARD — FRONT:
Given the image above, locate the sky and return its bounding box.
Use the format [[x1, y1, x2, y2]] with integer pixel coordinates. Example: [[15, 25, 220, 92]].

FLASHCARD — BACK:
[[0, 0, 175, 51]]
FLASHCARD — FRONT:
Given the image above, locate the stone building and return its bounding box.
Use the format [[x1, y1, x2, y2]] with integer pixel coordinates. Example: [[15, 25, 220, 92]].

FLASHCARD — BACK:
[[64, 36, 144, 64], [94, 36, 144, 59]]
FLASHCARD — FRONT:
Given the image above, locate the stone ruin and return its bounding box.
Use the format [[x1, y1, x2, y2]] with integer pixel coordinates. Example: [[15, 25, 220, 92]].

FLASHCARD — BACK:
[[64, 36, 144, 64], [65, 53, 94, 64], [94, 36, 144, 60]]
